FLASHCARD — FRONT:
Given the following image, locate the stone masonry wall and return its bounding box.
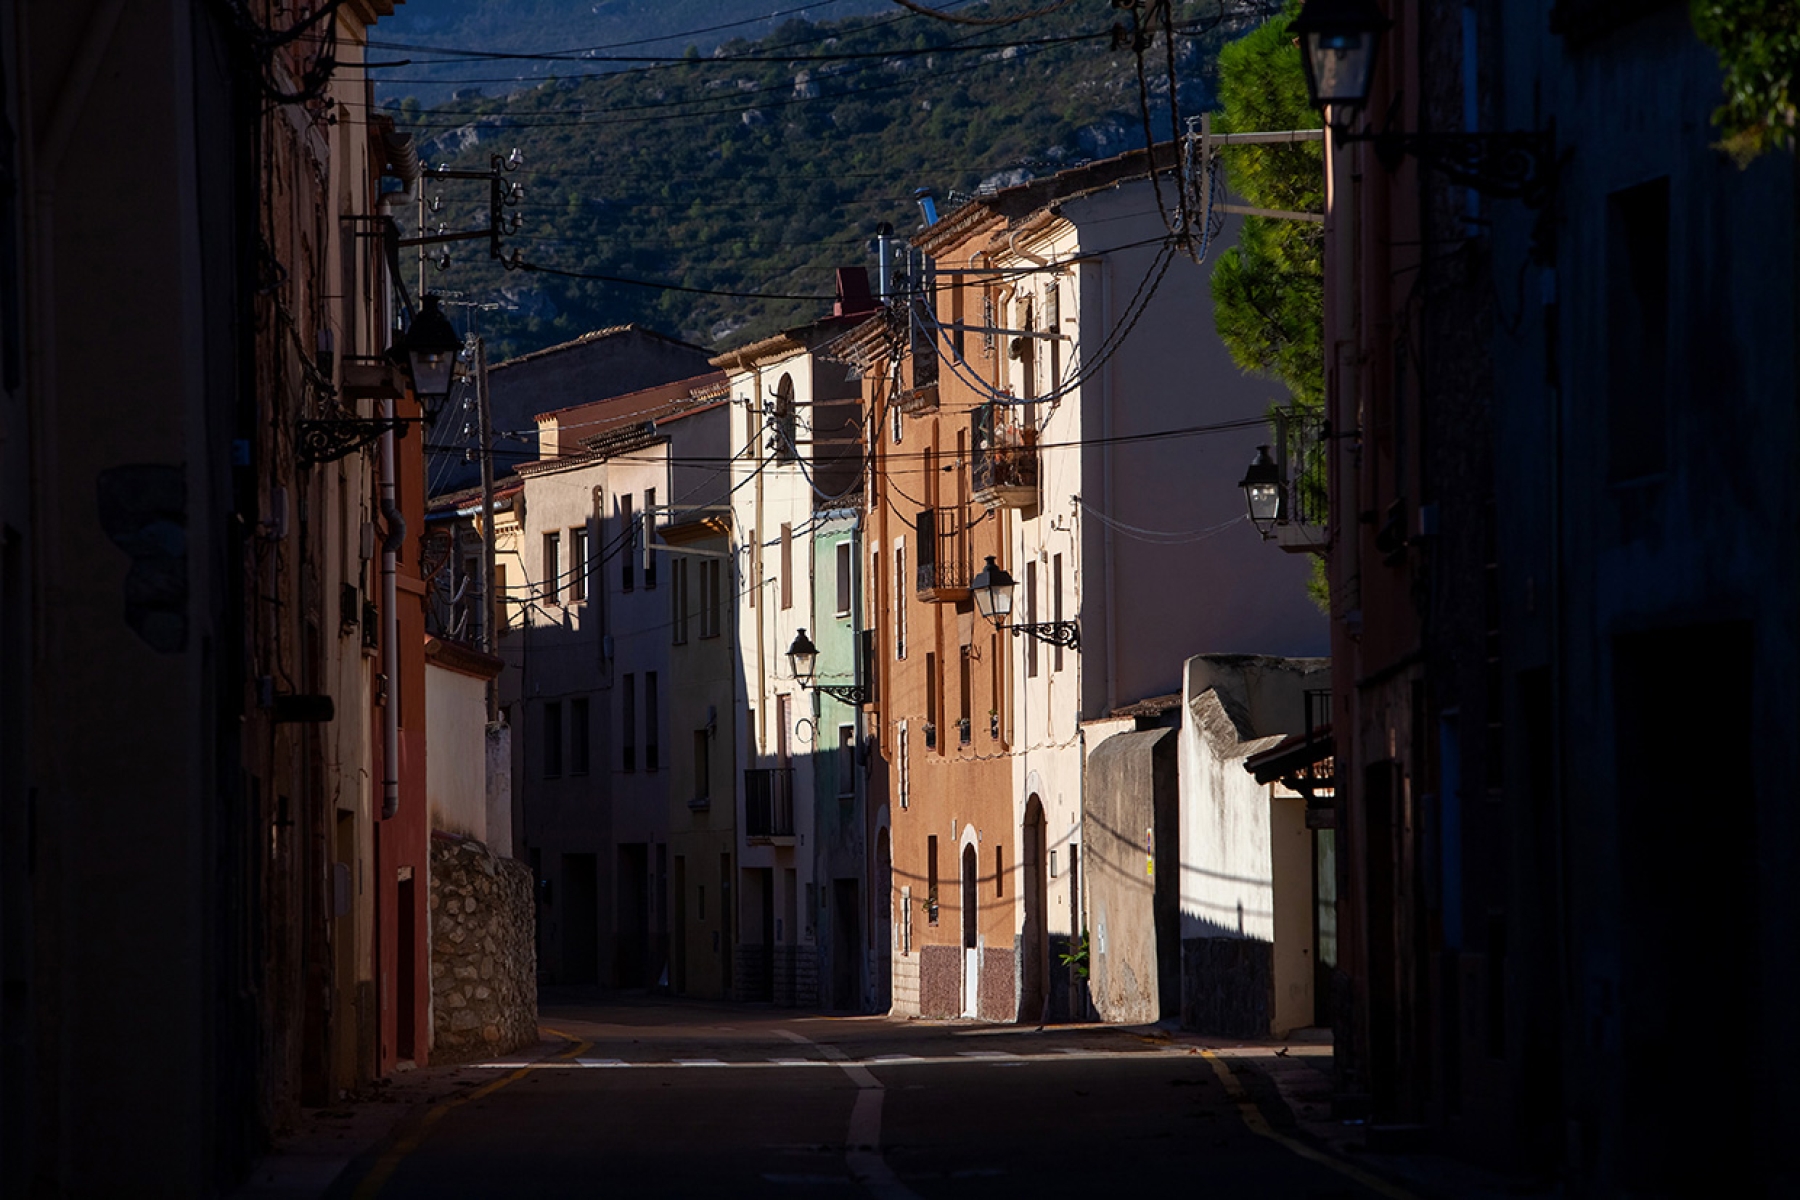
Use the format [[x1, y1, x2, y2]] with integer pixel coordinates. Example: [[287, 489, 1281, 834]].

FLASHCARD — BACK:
[[430, 835, 538, 1063]]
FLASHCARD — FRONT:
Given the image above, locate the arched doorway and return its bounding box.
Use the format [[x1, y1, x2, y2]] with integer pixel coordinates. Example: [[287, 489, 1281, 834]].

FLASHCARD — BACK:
[[874, 827, 892, 1012], [1021, 797, 1049, 1023], [961, 842, 979, 1018]]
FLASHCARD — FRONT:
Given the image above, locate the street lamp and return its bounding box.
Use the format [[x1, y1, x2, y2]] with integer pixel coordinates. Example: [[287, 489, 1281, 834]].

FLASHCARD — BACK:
[[1290, 0, 1388, 117], [971, 556, 1080, 650], [400, 294, 462, 412], [786, 628, 869, 705], [1292, 0, 1556, 207], [1238, 445, 1286, 537]]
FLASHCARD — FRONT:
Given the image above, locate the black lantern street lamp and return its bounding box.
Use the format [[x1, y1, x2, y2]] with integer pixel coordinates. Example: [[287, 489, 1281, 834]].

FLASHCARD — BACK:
[[970, 555, 1015, 623], [1292, 0, 1556, 207], [972, 556, 1080, 650], [786, 628, 868, 706], [1238, 445, 1286, 537], [401, 294, 462, 411], [786, 627, 819, 685], [1291, 0, 1388, 116]]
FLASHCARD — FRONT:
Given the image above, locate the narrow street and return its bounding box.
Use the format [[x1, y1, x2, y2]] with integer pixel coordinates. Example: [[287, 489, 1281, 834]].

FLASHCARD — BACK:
[[328, 997, 1380, 1199]]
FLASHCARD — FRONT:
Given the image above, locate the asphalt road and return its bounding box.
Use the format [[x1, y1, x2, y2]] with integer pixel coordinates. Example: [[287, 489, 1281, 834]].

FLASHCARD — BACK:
[[328, 995, 1382, 1199]]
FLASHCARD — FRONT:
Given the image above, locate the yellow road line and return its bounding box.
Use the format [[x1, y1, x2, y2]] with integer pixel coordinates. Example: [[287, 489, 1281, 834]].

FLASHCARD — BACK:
[[1199, 1049, 1418, 1200], [350, 1026, 593, 1200]]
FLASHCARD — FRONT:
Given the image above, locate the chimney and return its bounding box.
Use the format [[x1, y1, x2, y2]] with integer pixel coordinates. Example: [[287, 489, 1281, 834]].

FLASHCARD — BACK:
[[833, 267, 876, 317], [914, 187, 939, 227]]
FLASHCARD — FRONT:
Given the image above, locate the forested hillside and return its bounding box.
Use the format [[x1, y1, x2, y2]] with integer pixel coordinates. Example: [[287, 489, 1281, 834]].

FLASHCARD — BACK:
[[384, 1, 1274, 359], [374, 0, 889, 105]]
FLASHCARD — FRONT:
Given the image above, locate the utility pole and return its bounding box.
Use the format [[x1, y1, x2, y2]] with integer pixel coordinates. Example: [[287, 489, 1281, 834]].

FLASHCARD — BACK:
[[476, 334, 499, 722]]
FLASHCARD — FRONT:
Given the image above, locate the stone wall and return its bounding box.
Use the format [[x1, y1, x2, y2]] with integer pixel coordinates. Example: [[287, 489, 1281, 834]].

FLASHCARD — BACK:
[[977, 946, 1016, 1022], [430, 835, 538, 1063], [918, 945, 961, 1018], [1181, 936, 1273, 1039]]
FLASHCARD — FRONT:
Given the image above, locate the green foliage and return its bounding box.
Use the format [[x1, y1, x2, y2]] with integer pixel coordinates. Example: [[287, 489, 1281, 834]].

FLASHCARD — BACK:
[[1059, 931, 1089, 980], [1208, 0, 1328, 610], [1691, 1, 1799, 163]]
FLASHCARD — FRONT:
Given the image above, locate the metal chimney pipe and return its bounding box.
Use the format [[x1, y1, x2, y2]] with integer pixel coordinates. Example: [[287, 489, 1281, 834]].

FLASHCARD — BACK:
[[875, 221, 893, 302], [913, 187, 939, 227]]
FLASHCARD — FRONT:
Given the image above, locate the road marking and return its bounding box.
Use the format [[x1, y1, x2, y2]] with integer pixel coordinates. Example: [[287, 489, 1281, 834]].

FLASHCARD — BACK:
[[779, 1029, 921, 1200], [673, 1058, 726, 1067], [350, 1025, 592, 1200], [955, 1050, 1019, 1059], [1199, 1050, 1418, 1200]]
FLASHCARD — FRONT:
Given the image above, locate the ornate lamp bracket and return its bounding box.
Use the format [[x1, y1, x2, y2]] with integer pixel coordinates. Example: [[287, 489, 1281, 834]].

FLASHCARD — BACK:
[[814, 682, 871, 706], [1004, 621, 1082, 650], [1347, 127, 1558, 208], [297, 415, 410, 467]]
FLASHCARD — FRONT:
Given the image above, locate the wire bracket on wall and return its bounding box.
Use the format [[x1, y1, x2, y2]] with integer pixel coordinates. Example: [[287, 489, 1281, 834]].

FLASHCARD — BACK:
[[297, 415, 410, 467]]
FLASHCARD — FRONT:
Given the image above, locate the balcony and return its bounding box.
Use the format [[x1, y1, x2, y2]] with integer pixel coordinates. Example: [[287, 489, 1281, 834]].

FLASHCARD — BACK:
[[914, 507, 969, 603], [744, 767, 795, 842], [971, 402, 1039, 510]]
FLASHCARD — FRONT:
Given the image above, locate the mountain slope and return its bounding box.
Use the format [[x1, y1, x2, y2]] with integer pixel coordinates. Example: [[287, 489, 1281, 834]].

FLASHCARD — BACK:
[[387, 1, 1264, 359]]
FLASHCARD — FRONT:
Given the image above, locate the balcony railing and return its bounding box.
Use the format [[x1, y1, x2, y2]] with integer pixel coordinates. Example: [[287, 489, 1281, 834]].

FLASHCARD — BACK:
[[745, 767, 795, 839], [914, 507, 969, 602], [971, 402, 1039, 510]]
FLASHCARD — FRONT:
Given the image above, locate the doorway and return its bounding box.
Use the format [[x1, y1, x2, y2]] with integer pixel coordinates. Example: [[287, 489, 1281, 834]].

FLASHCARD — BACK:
[[561, 853, 599, 984], [832, 878, 860, 1010], [874, 828, 892, 1011], [961, 843, 979, 1018], [672, 855, 688, 994], [617, 843, 649, 987], [1021, 798, 1049, 1022]]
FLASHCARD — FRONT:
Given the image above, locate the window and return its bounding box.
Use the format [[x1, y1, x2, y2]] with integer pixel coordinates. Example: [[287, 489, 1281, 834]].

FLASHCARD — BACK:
[[622, 674, 636, 771], [958, 645, 972, 744], [645, 671, 659, 771], [926, 836, 939, 924], [570, 697, 590, 775], [694, 729, 710, 802], [643, 488, 657, 588], [544, 700, 563, 778], [1025, 559, 1039, 678], [700, 559, 722, 638], [748, 527, 758, 609], [672, 558, 690, 644], [837, 724, 855, 797], [1052, 553, 1064, 673], [900, 885, 912, 954], [897, 720, 910, 809], [835, 541, 852, 618], [780, 523, 793, 610], [493, 563, 508, 639], [894, 540, 907, 659], [1607, 177, 1670, 481], [569, 527, 588, 602], [773, 374, 797, 462], [1046, 281, 1061, 396], [891, 404, 903, 445], [543, 532, 562, 603], [925, 652, 938, 743], [620, 494, 635, 591], [776, 694, 791, 767], [996, 845, 1004, 898]]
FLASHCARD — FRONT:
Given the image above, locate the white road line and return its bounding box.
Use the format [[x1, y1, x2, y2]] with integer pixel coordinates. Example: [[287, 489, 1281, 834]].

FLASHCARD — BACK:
[[955, 1050, 1019, 1059], [779, 1030, 921, 1200]]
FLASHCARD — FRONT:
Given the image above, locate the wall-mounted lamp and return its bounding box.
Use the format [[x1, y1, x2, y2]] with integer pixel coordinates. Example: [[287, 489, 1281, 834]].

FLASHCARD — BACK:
[[397, 294, 462, 410], [1293, 0, 1556, 206], [787, 628, 870, 705], [971, 556, 1081, 650], [1238, 445, 1286, 537]]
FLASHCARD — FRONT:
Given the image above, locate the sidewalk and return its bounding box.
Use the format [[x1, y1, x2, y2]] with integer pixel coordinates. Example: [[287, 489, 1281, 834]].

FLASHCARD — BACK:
[[1145, 1024, 1561, 1200], [227, 1035, 571, 1200]]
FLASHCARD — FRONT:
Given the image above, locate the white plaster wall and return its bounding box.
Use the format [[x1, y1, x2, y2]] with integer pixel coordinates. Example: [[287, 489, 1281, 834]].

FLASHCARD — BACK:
[[1178, 678, 1282, 943], [723, 349, 824, 964], [426, 662, 490, 840]]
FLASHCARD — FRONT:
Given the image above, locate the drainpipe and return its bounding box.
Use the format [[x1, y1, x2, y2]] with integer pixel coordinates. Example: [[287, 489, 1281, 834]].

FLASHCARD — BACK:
[[380, 398, 404, 819]]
